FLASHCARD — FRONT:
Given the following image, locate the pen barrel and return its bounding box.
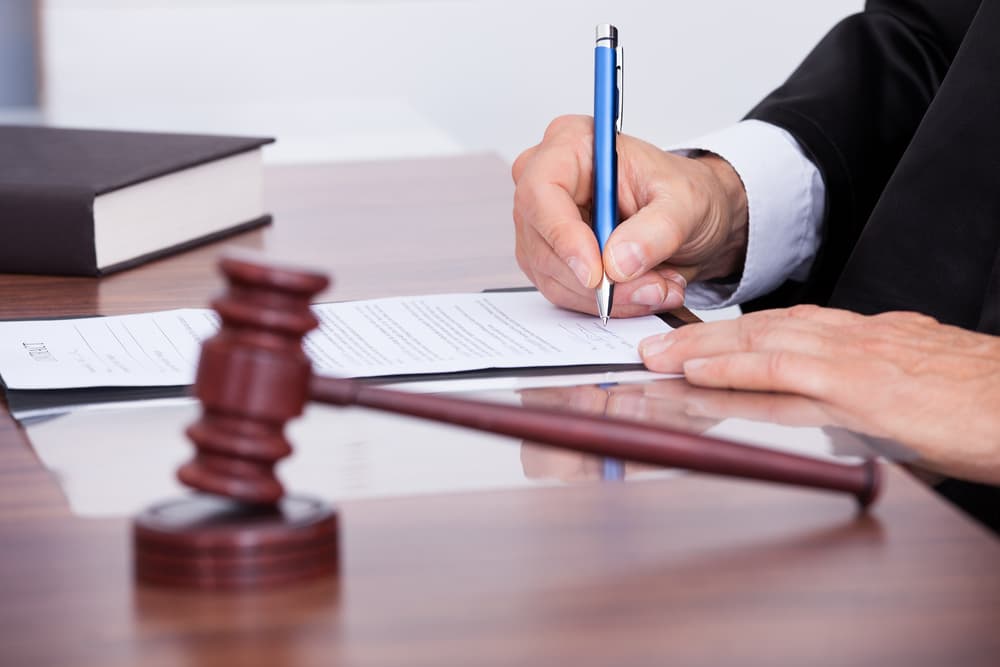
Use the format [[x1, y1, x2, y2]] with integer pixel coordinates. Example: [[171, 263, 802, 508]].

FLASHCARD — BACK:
[[592, 43, 619, 253], [309, 376, 882, 508]]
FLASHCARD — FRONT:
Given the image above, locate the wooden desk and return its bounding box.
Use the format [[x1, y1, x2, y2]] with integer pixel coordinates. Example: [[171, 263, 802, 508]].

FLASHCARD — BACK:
[[1, 155, 998, 666]]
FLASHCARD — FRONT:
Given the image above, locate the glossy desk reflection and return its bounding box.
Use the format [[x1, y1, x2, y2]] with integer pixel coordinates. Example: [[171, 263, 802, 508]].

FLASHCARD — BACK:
[[26, 376, 892, 518]]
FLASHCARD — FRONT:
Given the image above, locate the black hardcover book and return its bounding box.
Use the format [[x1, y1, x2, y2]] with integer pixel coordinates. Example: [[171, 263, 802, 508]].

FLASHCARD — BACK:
[[0, 126, 275, 276]]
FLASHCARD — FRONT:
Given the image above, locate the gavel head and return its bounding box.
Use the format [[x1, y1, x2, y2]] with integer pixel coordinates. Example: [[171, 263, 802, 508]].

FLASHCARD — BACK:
[[178, 256, 330, 505]]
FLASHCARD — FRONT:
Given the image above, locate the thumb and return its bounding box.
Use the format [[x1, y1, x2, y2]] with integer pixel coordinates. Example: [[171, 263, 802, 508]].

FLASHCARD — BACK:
[[602, 200, 695, 283]]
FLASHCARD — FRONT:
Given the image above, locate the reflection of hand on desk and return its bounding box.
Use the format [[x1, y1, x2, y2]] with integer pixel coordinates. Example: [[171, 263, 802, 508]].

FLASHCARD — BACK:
[[517, 381, 714, 483], [516, 379, 878, 484]]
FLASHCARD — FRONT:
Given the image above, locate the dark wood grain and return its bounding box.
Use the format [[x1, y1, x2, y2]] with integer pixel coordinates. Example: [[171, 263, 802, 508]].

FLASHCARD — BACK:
[[133, 495, 339, 589], [0, 155, 998, 666]]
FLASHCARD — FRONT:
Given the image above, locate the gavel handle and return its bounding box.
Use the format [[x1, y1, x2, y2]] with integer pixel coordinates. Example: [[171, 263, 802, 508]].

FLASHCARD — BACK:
[[309, 376, 882, 507]]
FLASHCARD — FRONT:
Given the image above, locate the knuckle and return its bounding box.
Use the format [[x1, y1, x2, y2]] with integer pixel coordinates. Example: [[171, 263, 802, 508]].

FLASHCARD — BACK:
[[766, 351, 793, 382], [858, 335, 897, 356], [756, 327, 791, 351], [737, 325, 758, 352], [862, 321, 912, 346], [786, 304, 823, 320], [512, 203, 524, 229], [864, 321, 895, 336], [511, 151, 529, 183], [544, 114, 589, 140], [880, 310, 938, 326], [737, 318, 771, 352], [512, 186, 529, 220]]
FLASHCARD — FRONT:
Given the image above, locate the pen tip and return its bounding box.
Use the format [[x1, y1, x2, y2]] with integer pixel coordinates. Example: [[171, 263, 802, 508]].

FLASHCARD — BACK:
[[601, 315, 609, 327]]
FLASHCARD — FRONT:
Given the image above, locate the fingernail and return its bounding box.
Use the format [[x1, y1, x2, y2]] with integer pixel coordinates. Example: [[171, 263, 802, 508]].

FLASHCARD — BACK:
[[663, 286, 685, 310], [630, 284, 665, 307], [663, 271, 688, 289], [639, 335, 674, 357], [608, 242, 645, 280], [684, 358, 709, 373], [566, 256, 590, 287]]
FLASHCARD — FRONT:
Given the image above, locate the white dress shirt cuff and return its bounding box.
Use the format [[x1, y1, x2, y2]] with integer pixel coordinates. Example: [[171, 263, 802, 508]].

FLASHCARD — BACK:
[[670, 119, 825, 309]]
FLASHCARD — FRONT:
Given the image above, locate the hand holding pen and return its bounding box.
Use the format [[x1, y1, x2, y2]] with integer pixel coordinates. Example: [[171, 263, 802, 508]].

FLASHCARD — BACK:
[[511, 28, 750, 320]]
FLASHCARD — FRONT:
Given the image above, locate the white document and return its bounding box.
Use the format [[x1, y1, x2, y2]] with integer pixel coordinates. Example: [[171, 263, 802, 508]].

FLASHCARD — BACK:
[[0, 291, 672, 390]]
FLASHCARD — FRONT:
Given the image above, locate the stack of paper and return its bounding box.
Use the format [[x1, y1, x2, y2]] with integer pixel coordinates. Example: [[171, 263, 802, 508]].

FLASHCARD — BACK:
[[0, 291, 675, 417]]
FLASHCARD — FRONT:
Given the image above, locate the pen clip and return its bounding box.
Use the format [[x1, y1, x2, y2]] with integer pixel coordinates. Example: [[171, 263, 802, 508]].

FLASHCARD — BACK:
[[615, 45, 624, 133]]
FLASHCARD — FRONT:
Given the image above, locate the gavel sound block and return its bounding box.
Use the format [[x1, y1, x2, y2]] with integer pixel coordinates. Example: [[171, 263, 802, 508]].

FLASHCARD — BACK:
[[133, 257, 882, 590]]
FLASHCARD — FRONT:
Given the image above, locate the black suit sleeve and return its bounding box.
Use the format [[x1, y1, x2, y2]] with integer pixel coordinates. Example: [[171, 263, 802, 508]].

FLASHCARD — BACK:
[[743, 0, 981, 310]]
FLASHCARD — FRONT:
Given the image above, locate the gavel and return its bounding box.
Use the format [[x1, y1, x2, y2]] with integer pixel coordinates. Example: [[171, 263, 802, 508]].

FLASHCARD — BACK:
[[133, 256, 881, 589]]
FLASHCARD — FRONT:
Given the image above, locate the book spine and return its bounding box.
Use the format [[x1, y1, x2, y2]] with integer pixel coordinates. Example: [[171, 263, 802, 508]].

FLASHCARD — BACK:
[[0, 183, 98, 276]]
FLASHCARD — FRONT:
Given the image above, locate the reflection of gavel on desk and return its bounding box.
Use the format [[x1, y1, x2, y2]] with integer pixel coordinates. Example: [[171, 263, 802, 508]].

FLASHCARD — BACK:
[[133, 256, 882, 590]]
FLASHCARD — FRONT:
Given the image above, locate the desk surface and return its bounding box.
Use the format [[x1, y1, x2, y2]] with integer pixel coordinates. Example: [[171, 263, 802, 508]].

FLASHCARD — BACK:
[[1, 155, 998, 667]]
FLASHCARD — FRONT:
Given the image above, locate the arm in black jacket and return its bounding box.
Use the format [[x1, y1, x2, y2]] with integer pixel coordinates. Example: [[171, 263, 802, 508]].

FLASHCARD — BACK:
[[744, 0, 981, 311]]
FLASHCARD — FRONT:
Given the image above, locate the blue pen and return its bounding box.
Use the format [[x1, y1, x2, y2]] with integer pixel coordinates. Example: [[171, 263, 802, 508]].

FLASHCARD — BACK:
[[592, 24, 623, 325]]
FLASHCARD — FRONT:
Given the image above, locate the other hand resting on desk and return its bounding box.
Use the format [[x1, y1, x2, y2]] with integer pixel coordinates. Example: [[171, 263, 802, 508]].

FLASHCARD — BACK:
[[639, 306, 1000, 486]]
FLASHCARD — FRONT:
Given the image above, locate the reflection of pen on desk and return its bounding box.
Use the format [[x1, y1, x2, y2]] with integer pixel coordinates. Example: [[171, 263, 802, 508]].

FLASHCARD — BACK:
[[592, 23, 623, 325], [602, 458, 625, 480], [597, 381, 625, 479]]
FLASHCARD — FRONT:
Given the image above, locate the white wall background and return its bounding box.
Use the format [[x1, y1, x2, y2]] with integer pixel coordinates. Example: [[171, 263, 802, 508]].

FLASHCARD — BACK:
[[40, 0, 863, 164]]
